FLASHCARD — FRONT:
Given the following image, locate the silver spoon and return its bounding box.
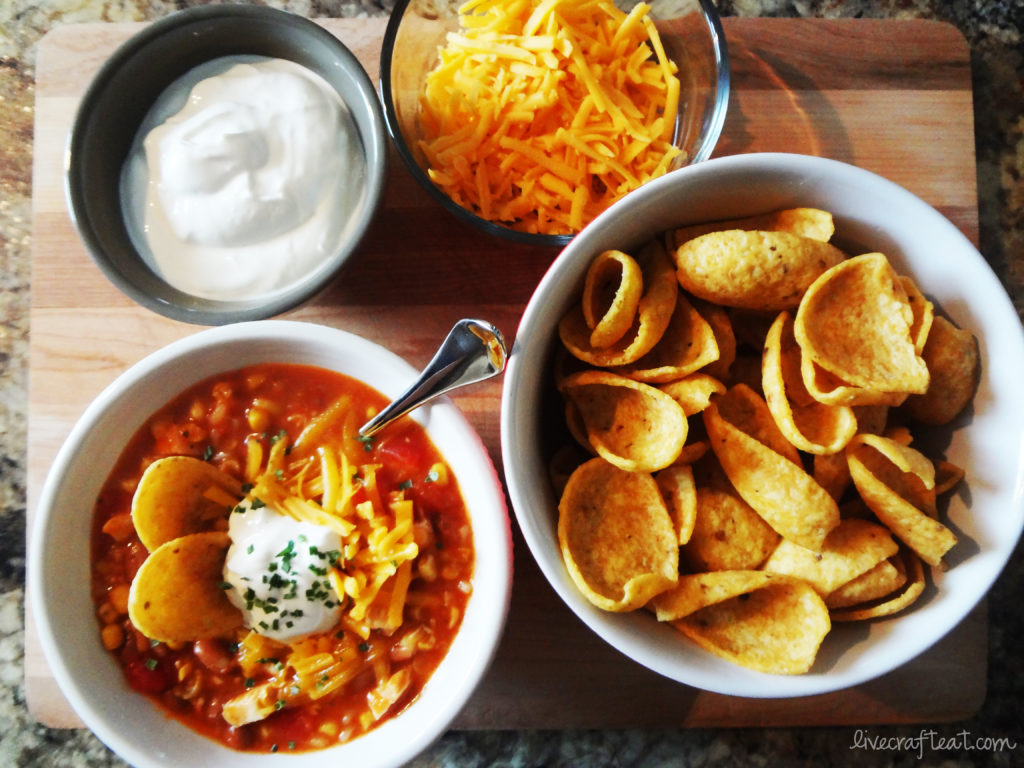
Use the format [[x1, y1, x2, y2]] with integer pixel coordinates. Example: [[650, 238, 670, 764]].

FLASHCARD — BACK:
[[358, 318, 508, 437]]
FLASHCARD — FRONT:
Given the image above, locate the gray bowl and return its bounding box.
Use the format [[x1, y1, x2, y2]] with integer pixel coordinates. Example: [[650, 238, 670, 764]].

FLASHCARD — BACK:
[[66, 5, 388, 325], [501, 152, 1024, 697]]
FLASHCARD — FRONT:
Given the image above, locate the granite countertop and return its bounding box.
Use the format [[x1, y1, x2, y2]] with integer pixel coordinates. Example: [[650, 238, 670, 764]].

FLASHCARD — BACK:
[[2, 0, 1022, 765]]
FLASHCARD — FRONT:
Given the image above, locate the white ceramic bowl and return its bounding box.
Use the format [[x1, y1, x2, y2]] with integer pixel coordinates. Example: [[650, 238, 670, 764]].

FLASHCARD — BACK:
[[29, 320, 512, 767], [501, 152, 1024, 698]]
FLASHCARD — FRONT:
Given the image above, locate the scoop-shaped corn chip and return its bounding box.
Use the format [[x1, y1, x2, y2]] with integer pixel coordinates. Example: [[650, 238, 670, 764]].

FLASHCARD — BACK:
[[558, 458, 679, 611], [582, 249, 645, 348], [673, 229, 846, 311], [763, 312, 858, 454], [830, 549, 926, 621], [705, 386, 840, 551], [774, 317, 816, 409], [768, 207, 837, 242], [856, 433, 935, 490], [800, 354, 911, 408], [846, 435, 955, 566], [560, 241, 678, 366], [682, 465, 780, 572], [659, 373, 726, 416], [693, 299, 737, 380], [885, 425, 914, 447], [903, 315, 980, 425], [795, 252, 929, 395], [668, 207, 836, 251], [825, 557, 907, 610], [900, 276, 935, 355], [651, 570, 783, 621], [667, 575, 831, 674], [934, 460, 966, 495], [611, 291, 719, 383], [132, 456, 243, 551], [128, 531, 243, 643], [813, 452, 852, 502], [656, 464, 698, 545], [762, 518, 900, 596], [675, 440, 711, 465], [710, 382, 801, 466], [561, 370, 687, 472]]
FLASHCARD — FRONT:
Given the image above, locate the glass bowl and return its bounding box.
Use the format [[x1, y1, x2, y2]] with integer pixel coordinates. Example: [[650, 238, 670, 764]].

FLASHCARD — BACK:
[[380, 0, 730, 247]]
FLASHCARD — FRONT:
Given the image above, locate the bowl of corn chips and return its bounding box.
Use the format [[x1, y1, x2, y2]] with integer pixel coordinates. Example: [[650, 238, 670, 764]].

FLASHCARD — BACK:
[[380, 0, 729, 246], [500, 152, 1024, 697]]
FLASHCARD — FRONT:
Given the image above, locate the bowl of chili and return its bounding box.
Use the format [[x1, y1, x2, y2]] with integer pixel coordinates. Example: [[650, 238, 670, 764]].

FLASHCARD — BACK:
[[29, 320, 513, 766]]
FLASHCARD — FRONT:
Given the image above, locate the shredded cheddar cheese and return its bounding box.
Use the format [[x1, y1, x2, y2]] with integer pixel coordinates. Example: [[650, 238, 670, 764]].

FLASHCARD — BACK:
[[419, 0, 682, 235], [221, 406, 426, 726], [243, 441, 419, 638]]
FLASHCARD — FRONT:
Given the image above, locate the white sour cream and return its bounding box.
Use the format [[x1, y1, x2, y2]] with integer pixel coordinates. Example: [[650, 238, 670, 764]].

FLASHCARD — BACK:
[[121, 56, 365, 301], [222, 501, 343, 642]]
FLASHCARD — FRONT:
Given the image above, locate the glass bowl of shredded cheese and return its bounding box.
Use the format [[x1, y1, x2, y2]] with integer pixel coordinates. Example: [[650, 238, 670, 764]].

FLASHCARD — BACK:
[[380, 0, 730, 246]]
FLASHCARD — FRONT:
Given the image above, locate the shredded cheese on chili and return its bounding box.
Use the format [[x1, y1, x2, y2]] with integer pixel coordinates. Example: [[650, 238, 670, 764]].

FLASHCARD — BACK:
[[222, 407, 431, 726], [242, 429, 420, 640], [419, 0, 682, 235]]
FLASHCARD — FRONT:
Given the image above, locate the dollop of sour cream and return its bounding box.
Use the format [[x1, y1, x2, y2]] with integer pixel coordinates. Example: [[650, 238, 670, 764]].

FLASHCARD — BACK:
[[222, 501, 343, 642], [121, 56, 365, 301]]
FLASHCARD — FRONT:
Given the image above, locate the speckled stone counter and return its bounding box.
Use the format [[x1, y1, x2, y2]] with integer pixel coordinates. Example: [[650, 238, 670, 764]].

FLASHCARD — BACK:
[[2, 1, 1022, 766]]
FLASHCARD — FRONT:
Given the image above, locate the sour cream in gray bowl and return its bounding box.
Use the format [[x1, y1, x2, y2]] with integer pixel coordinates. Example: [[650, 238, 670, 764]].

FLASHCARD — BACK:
[[122, 57, 366, 302]]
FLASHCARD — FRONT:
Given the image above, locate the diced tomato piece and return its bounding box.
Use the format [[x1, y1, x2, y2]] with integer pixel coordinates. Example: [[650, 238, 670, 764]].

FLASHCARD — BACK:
[[125, 656, 175, 694], [268, 705, 314, 745], [375, 433, 424, 478]]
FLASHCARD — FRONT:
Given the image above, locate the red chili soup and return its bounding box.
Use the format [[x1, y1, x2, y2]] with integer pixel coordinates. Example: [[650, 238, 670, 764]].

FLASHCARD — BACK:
[[91, 363, 474, 752]]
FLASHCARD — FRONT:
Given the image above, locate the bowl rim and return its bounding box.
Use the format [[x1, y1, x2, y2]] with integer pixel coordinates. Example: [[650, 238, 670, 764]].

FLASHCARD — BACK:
[[690, 0, 731, 165], [378, 0, 730, 248], [500, 151, 1024, 698], [28, 319, 513, 766], [64, 5, 390, 325]]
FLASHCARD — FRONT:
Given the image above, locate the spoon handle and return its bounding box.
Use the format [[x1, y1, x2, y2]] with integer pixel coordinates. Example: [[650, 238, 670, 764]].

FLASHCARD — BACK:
[[358, 318, 508, 437]]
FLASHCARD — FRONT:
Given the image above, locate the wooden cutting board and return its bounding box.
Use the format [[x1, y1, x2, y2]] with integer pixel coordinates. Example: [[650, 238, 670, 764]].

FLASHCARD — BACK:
[[26, 17, 985, 730]]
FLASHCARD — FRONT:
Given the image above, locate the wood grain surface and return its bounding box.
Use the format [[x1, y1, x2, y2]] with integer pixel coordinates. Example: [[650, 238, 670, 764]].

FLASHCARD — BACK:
[[26, 17, 986, 730]]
